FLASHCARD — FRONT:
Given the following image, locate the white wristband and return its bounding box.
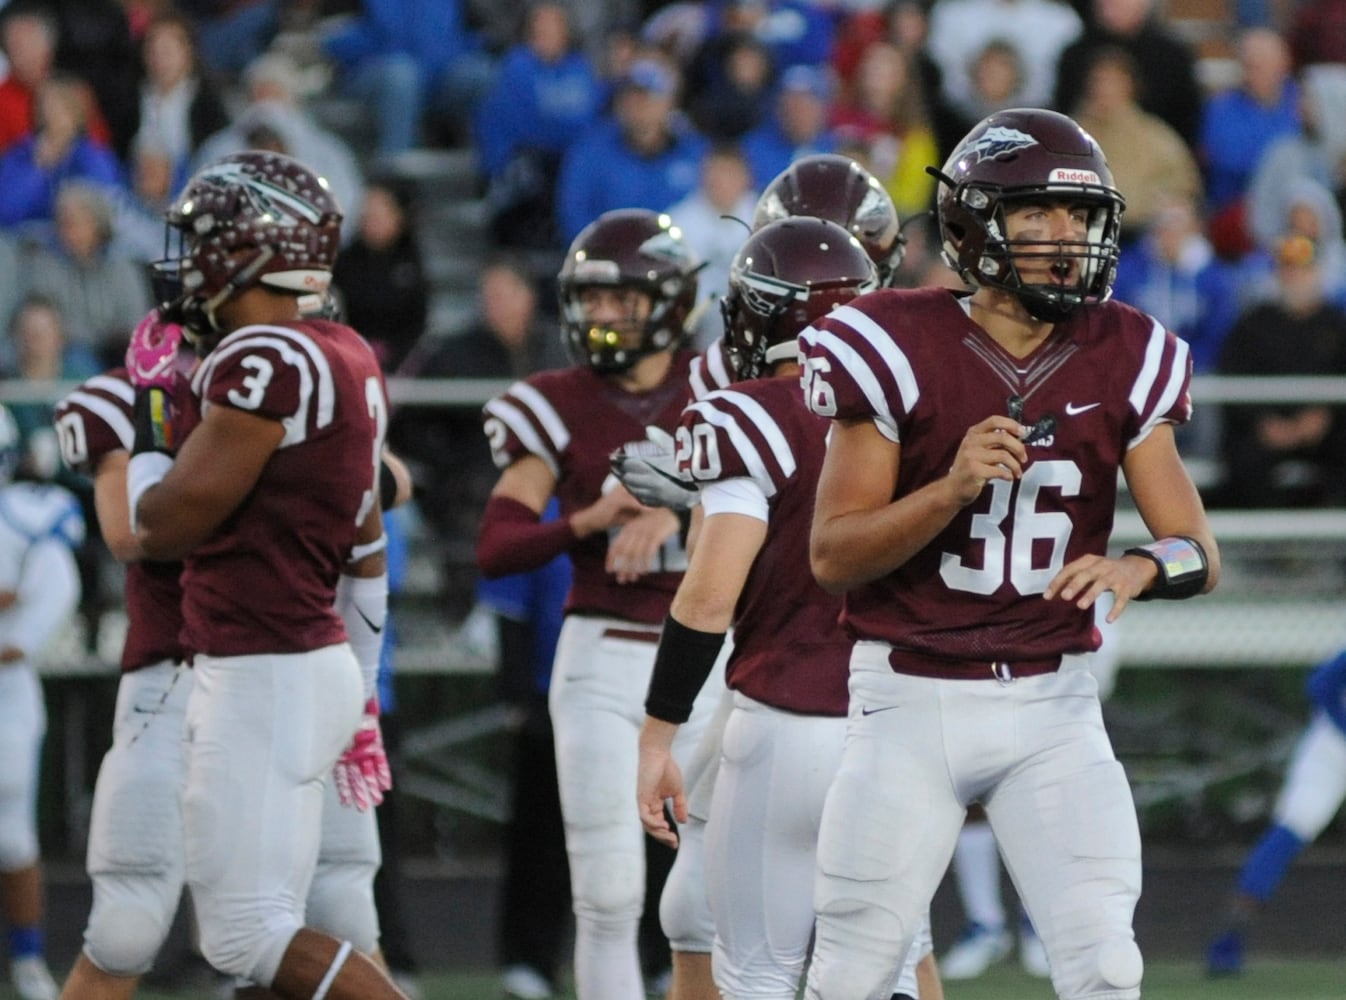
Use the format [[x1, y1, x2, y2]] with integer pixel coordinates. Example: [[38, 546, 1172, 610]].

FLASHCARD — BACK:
[[126, 451, 174, 532]]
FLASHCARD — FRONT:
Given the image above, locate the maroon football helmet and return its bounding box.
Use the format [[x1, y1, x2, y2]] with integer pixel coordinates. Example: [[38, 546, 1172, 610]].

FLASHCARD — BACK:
[[152, 151, 344, 339], [751, 153, 905, 286], [558, 209, 701, 373], [930, 107, 1126, 322], [722, 217, 879, 381]]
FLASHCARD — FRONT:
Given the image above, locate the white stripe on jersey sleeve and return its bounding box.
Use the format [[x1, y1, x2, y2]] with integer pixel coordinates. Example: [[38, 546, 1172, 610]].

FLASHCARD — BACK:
[[62, 391, 135, 451], [686, 397, 784, 498], [192, 325, 337, 445], [86, 374, 135, 404], [508, 382, 571, 455], [1127, 320, 1191, 450], [689, 339, 734, 403], [703, 388, 797, 480], [483, 397, 561, 478], [802, 305, 918, 437]]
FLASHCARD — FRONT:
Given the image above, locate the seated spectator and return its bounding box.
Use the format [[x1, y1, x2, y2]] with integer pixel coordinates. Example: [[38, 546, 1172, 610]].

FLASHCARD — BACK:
[[46, 0, 141, 160], [3, 293, 99, 479], [475, 1, 604, 251], [193, 51, 365, 244], [1216, 235, 1346, 509], [0, 5, 113, 154], [944, 39, 1030, 142], [20, 181, 153, 368], [555, 55, 709, 243], [831, 0, 957, 158], [1112, 196, 1241, 377], [739, 63, 841, 191], [390, 253, 567, 602], [1111, 195, 1240, 462], [177, 0, 279, 84], [1055, 0, 1202, 147], [1237, 176, 1346, 312], [1246, 63, 1346, 259], [332, 178, 429, 373], [926, 0, 1080, 115], [686, 31, 774, 141], [666, 143, 759, 348], [830, 40, 938, 221], [0, 73, 124, 237], [133, 10, 230, 196], [1071, 46, 1202, 243], [1198, 28, 1299, 258], [319, 0, 495, 155]]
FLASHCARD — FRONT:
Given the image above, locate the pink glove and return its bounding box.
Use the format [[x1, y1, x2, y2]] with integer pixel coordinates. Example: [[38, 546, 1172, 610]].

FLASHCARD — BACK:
[[126, 309, 188, 389], [333, 699, 393, 811]]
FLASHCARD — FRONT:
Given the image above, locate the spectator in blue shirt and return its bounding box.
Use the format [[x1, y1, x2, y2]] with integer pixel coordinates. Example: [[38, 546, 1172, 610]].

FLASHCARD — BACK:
[[555, 56, 709, 243], [739, 62, 840, 190], [1199, 27, 1299, 255], [321, 0, 495, 155], [476, 2, 604, 249], [0, 73, 123, 236]]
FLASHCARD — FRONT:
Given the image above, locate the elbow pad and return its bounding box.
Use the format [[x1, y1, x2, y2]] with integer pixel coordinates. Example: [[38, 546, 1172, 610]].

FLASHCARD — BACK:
[[476, 495, 574, 578]]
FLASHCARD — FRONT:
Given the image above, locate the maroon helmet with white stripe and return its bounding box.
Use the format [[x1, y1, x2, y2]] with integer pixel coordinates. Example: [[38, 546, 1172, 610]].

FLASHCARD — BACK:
[[723, 217, 879, 381], [929, 108, 1126, 322], [151, 151, 344, 342]]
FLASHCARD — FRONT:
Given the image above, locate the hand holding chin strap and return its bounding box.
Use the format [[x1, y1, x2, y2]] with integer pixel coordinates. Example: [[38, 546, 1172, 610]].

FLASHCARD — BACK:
[[1125, 535, 1208, 600]]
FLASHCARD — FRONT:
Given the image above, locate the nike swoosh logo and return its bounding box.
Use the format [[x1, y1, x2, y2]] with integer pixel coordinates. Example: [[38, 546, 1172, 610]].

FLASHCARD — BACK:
[[1064, 402, 1101, 415], [860, 705, 899, 716], [356, 607, 384, 634], [640, 461, 697, 493]]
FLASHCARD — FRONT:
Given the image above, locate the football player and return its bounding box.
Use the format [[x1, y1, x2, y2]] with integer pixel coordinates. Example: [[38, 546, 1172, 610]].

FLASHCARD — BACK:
[[635, 218, 945, 1000], [123, 151, 408, 1000], [0, 405, 83, 1000], [1205, 649, 1346, 975], [477, 208, 725, 1000], [612, 153, 909, 1000], [797, 108, 1219, 1000], [53, 322, 410, 1000]]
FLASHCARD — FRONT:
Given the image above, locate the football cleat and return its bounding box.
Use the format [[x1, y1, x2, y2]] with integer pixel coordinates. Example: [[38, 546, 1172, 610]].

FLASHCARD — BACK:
[[939, 921, 1013, 979], [10, 956, 58, 1000], [1205, 929, 1244, 976]]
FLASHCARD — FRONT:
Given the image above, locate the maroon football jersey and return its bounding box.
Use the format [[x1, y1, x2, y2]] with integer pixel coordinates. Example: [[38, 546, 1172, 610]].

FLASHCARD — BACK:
[[483, 350, 696, 624], [54, 369, 187, 671], [678, 377, 850, 715], [180, 320, 387, 657], [799, 287, 1193, 662], [688, 338, 733, 403]]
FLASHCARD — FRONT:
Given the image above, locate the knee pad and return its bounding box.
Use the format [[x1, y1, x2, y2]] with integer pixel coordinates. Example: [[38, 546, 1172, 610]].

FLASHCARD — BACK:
[[0, 819, 38, 871], [196, 902, 300, 985], [658, 821, 714, 952], [307, 861, 380, 956], [570, 848, 643, 923], [1095, 937, 1144, 993], [82, 874, 181, 976]]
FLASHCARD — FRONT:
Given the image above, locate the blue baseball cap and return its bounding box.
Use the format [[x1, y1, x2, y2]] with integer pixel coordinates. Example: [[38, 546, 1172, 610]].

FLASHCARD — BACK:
[[622, 58, 677, 96], [779, 64, 833, 102]]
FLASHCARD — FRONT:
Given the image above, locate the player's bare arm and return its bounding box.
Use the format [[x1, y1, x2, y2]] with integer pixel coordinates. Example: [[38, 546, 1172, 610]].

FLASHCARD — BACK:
[[636, 511, 764, 845], [811, 415, 1027, 593], [1045, 423, 1220, 619], [92, 450, 141, 563], [135, 405, 284, 560]]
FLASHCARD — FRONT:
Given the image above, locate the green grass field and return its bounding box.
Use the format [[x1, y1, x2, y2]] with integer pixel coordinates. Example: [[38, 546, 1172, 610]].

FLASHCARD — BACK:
[[118, 958, 1345, 1000]]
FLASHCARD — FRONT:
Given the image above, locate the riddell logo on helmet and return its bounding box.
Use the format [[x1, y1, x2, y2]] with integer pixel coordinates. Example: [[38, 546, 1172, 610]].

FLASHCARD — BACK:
[[1049, 168, 1101, 185]]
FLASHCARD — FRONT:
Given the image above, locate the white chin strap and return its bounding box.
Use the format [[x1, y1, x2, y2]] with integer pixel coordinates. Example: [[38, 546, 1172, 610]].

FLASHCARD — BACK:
[[763, 339, 799, 366]]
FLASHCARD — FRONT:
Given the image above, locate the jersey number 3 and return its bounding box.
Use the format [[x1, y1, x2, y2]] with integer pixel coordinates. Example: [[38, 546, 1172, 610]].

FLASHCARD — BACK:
[[940, 460, 1081, 596]]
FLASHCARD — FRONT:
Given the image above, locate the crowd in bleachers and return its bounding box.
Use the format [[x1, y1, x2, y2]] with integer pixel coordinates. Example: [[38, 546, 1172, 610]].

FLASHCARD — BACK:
[[0, 3, 1340, 995], [0, 0, 1344, 613]]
